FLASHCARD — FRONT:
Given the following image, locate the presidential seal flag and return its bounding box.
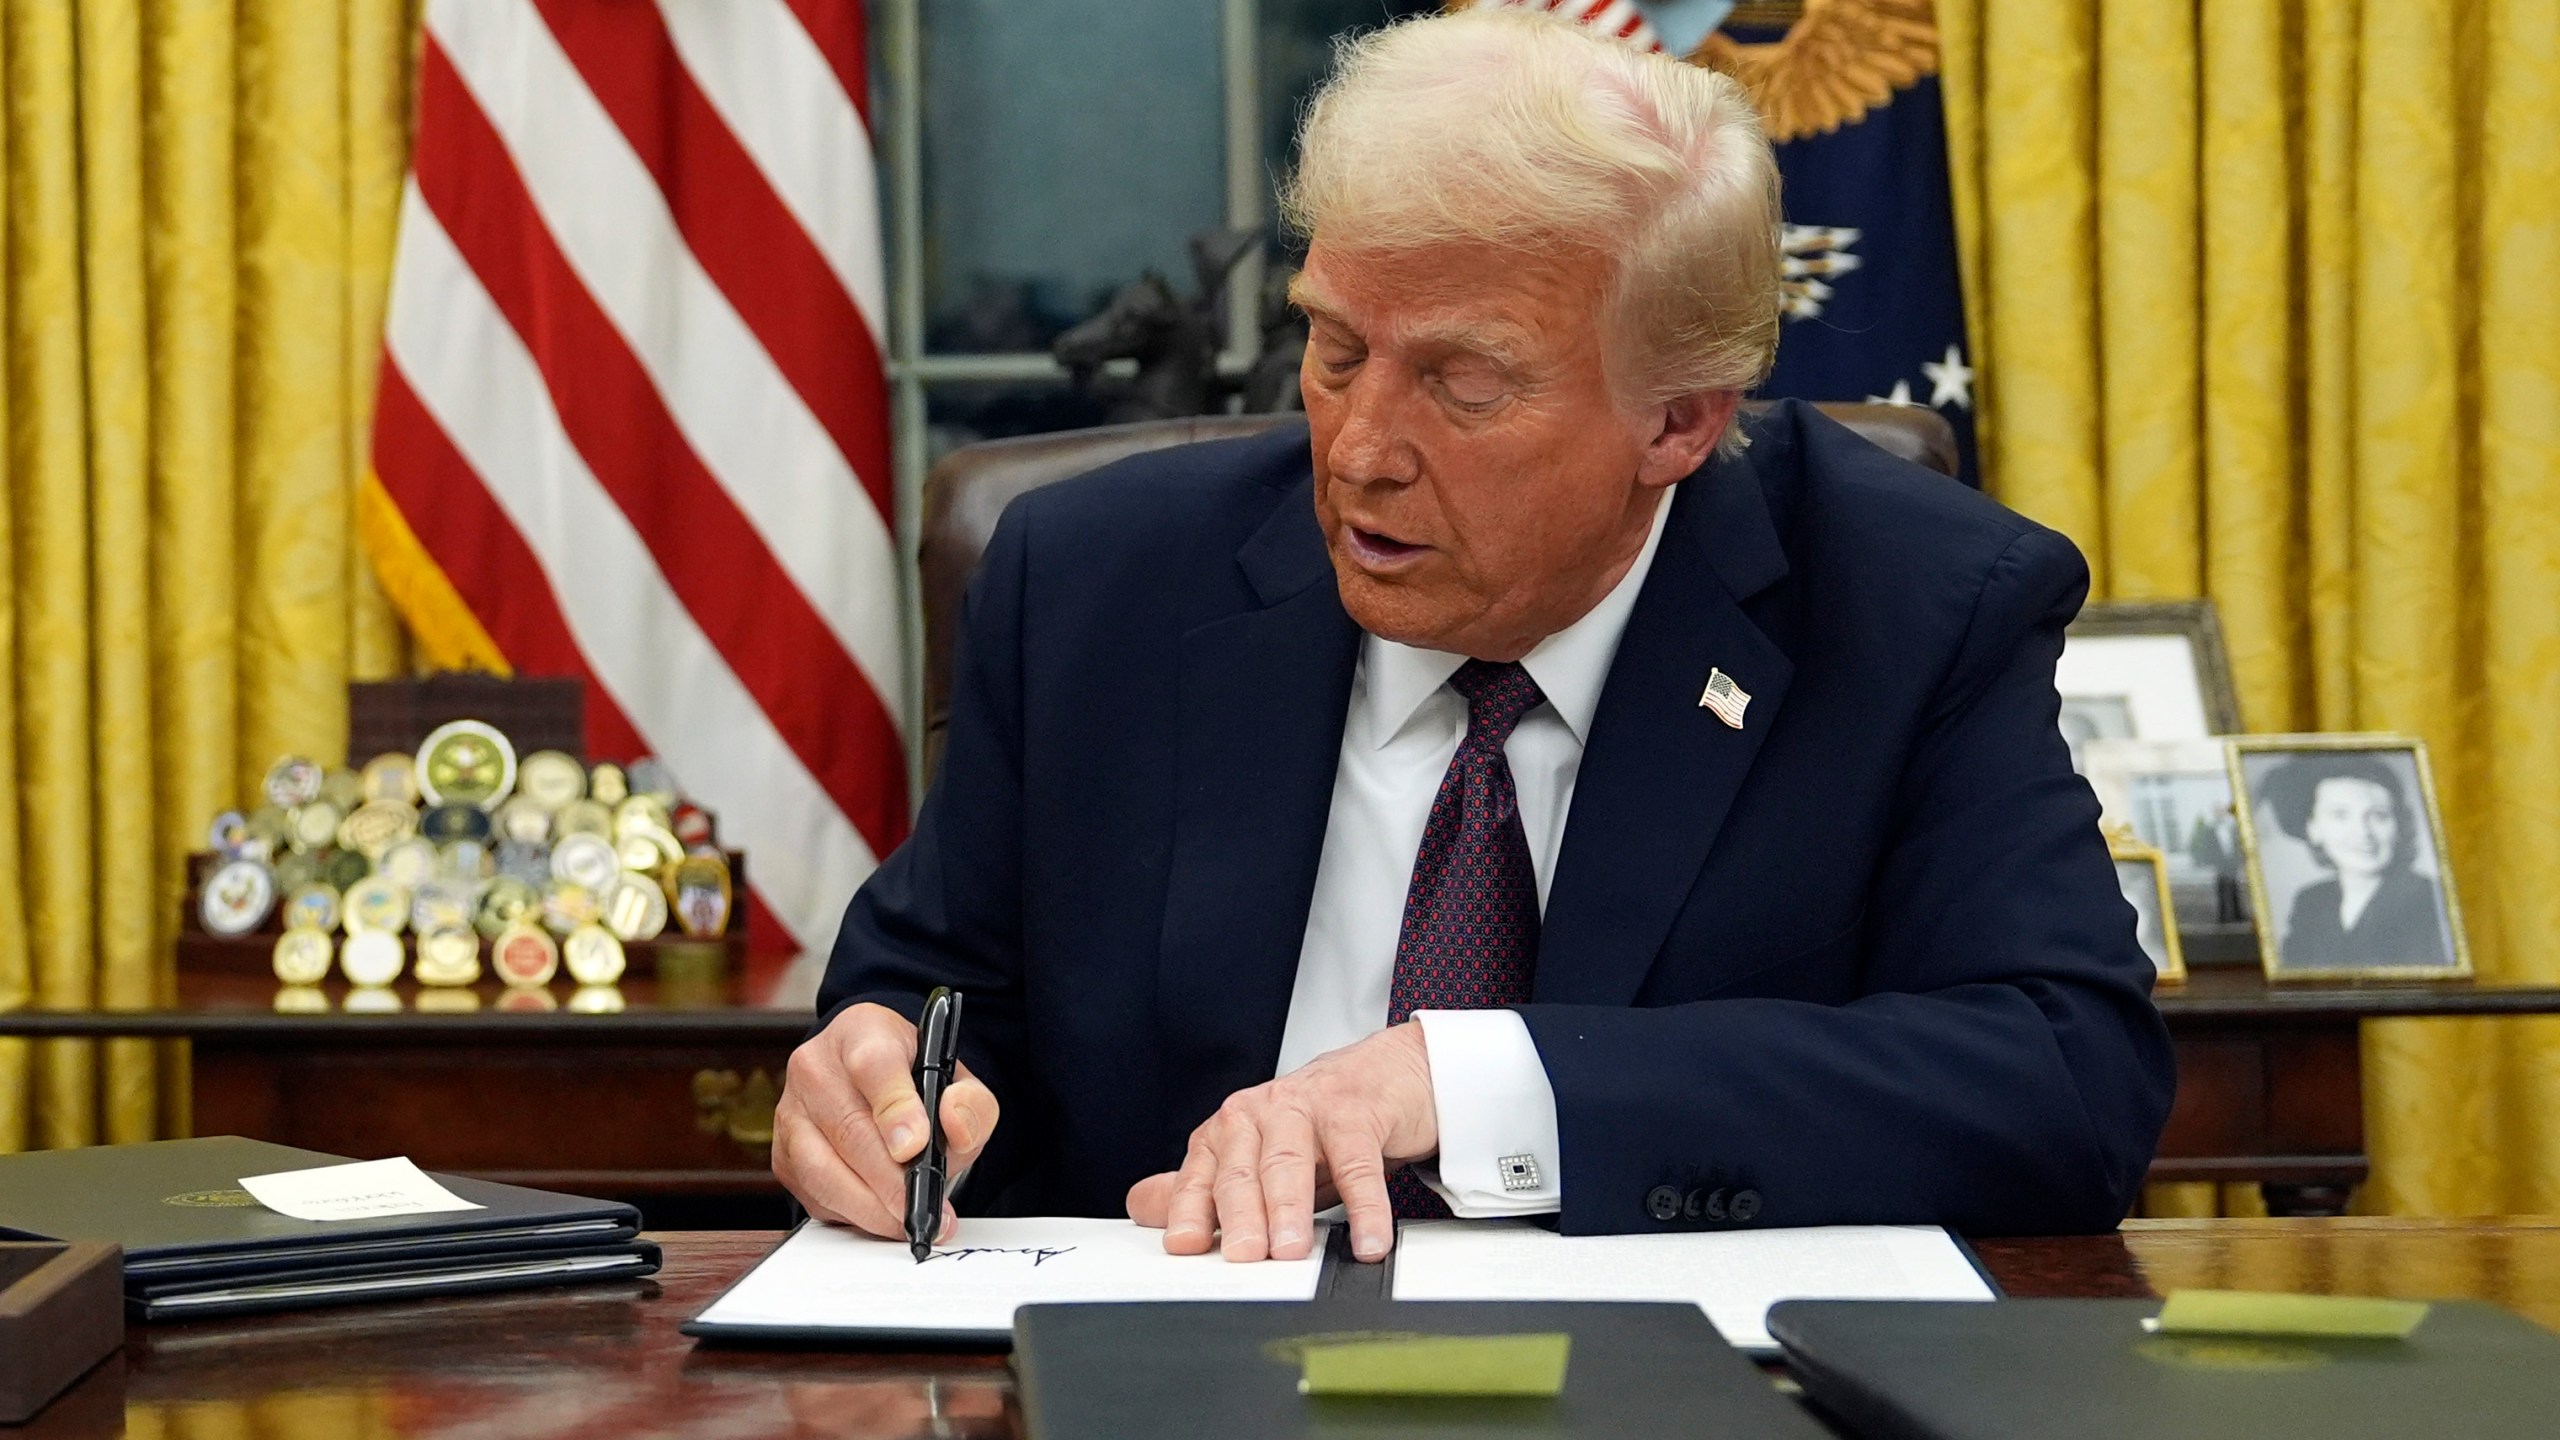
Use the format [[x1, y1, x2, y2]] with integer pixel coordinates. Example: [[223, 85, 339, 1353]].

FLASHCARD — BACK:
[[358, 0, 906, 956], [1463, 0, 1978, 483]]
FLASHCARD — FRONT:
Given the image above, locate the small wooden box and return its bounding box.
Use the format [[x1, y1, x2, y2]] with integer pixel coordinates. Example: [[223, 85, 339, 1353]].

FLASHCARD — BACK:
[[0, 1241, 121, 1425]]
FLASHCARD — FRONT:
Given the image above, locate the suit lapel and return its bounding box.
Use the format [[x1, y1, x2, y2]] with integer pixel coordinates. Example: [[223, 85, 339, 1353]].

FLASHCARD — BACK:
[[1537, 447, 1795, 1006], [1157, 479, 1360, 1136]]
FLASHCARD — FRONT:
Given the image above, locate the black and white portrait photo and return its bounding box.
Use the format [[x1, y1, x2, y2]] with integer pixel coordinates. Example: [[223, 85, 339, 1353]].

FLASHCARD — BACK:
[[2231, 738, 2469, 980]]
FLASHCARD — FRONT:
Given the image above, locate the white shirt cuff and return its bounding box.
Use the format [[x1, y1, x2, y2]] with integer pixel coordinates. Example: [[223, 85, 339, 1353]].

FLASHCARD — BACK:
[[1411, 1009, 1561, 1216]]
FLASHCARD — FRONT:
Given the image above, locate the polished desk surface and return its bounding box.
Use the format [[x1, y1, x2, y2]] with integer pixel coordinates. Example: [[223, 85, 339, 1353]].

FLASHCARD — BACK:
[[20, 1218, 2560, 1439]]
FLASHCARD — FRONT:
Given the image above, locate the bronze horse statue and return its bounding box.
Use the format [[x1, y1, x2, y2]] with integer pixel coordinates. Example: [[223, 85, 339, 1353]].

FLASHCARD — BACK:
[[1054, 230, 1301, 421]]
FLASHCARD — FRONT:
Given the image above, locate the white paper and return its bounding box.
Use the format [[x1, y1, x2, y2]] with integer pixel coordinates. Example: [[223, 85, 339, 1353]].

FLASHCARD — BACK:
[[692, 1217, 1329, 1337], [1390, 1220, 1994, 1353], [237, 1157, 485, 1222]]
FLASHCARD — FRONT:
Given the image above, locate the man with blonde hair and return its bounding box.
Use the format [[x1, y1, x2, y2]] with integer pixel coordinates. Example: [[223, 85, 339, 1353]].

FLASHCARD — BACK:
[[778, 9, 2173, 1262]]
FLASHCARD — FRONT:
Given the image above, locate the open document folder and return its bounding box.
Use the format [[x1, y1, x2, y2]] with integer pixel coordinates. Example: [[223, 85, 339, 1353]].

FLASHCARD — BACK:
[[684, 1215, 1994, 1351]]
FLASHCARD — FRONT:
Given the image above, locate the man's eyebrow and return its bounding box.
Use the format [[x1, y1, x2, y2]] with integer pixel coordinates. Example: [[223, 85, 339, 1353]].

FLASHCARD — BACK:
[[1287, 277, 1351, 329]]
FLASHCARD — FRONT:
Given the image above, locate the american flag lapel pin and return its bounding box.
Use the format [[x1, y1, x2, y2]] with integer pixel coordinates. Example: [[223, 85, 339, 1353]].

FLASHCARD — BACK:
[[1699, 667, 1751, 729]]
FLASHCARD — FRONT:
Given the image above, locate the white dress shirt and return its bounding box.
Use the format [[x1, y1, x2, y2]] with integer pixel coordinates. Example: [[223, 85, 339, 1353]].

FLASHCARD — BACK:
[[1274, 495, 1673, 1215]]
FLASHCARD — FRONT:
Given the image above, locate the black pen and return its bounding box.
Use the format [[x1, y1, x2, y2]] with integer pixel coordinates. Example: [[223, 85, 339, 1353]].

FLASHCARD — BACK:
[[907, 986, 964, 1263]]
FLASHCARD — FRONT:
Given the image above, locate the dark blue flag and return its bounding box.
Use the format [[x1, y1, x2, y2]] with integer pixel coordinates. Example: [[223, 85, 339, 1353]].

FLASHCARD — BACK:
[[1699, 3, 1978, 483]]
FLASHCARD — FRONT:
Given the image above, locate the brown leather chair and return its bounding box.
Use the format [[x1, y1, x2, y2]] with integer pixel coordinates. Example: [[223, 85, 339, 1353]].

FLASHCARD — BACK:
[[918, 402, 1957, 767]]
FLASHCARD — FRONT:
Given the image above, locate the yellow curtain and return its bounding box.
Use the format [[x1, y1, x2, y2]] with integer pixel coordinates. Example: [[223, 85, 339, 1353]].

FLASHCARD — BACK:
[[0, 0, 420, 1153], [1940, 0, 2560, 1214]]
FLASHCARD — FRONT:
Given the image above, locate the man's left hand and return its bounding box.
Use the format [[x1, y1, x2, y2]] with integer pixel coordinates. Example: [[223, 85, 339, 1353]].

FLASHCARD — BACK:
[[1126, 1022, 1435, 1264]]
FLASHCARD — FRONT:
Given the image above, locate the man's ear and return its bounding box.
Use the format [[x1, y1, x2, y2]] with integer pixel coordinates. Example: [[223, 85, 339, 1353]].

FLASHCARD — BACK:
[[1637, 389, 1741, 489]]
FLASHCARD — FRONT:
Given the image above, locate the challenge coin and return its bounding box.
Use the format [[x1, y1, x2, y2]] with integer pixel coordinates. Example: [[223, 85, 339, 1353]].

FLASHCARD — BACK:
[[411, 880, 475, 936], [492, 796, 553, 847], [550, 832, 620, 892], [420, 801, 494, 847], [339, 928, 406, 987], [517, 749, 587, 811], [491, 922, 559, 987], [287, 801, 341, 854], [562, 923, 627, 986], [625, 757, 677, 806], [599, 872, 669, 942], [615, 825, 682, 877], [378, 837, 438, 891], [338, 799, 418, 858], [495, 840, 551, 887], [553, 799, 613, 839], [588, 762, 629, 807], [414, 925, 482, 987], [440, 838, 494, 881], [273, 849, 320, 893], [671, 853, 733, 939], [246, 805, 292, 854], [262, 755, 324, 809], [541, 882, 601, 935], [670, 804, 714, 849], [319, 768, 365, 814], [282, 882, 341, 934], [344, 875, 412, 935], [612, 794, 672, 841], [208, 810, 253, 858], [200, 859, 277, 937], [271, 926, 335, 986], [322, 847, 371, 892], [475, 875, 540, 938], [361, 751, 420, 805], [416, 720, 517, 809]]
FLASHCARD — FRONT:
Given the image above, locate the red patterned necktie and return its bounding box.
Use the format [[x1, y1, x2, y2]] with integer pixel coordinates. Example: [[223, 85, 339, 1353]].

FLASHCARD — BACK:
[[1384, 659, 1547, 1220]]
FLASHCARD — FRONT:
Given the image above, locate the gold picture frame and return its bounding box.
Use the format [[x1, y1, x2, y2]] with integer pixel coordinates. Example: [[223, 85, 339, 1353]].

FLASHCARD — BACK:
[[2105, 830, 2187, 985], [2227, 734, 2472, 982]]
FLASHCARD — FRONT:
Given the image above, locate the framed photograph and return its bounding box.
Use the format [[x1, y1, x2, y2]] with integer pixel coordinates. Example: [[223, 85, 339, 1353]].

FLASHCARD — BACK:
[[2083, 738, 2251, 934], [2228, 735, 2470, 982], [2057, 600, 2243, 772], [2107, 832, 2186, 984]]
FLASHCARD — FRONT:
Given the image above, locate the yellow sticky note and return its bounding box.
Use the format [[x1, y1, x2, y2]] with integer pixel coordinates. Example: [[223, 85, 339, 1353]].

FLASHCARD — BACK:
[[1299, 1332, 1571, 1397], [2153, 1290, 2430, 1339]]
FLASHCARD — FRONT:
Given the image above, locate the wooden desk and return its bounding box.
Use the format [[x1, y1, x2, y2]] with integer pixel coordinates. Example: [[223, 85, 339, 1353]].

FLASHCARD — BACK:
[[19, 1220, 2558, 1439], [2151, 970, 2560, 1215], [12, 968, 2560, 1215]]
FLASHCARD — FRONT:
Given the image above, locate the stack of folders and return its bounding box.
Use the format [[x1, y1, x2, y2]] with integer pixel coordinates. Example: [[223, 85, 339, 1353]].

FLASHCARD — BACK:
[[0, 1136, 659, 1321]]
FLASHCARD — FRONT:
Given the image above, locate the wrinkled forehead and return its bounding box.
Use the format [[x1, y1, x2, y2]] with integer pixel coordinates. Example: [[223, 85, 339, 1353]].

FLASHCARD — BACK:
[[1289, 240, 1608, 361]]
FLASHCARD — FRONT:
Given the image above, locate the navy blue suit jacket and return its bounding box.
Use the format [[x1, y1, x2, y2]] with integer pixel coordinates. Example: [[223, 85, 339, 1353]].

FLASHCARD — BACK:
[[820, 399, 2176, 1236]]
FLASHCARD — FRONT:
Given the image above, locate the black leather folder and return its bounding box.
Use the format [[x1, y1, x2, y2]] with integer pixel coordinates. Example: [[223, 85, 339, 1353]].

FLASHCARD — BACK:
[[1769, 1296, 2560, 1440], [1012, 1299, 1834, 1439], [0, 1136, 658, 1319]]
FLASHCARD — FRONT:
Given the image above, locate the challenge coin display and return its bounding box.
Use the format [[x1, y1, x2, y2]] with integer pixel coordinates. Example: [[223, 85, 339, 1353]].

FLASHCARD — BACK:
[[282, 882, 341, 934], [360, 751, 420, 804], [414, 926, 482, 986], [262, 755, 324, 809], [672, 854, 733, 938], [600, 873, 669, 942], [551, 832, 620, 892], [200, 859, 278, 936], [517, 749, 586, 811], [344, 875, 411, 934], [491, 922, 560, 987], [562, 923, 627, 986], [271, 926, 335, 985], [339, 928, 405, 987], [416, 719, 517, 808]]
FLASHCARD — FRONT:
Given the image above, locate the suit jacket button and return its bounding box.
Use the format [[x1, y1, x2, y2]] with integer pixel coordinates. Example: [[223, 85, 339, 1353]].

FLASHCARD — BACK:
[[1729, 1189, 1762, 1223], [1645, 1186, 1681, 1222]]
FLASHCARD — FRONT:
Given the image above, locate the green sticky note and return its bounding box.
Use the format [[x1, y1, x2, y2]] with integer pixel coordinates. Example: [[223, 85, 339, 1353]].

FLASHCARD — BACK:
[[2154, 1290, 2431, 1339], [1299, 1332, 1572, 1397]]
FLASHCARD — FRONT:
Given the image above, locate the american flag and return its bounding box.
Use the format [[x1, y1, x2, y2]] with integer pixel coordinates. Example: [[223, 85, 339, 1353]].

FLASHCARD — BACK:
[[361, 0, 905, 956], [1474, 0, 1666, 51]]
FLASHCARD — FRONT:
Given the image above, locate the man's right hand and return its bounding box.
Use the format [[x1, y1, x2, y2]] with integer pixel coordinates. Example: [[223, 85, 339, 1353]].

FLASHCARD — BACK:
[[774, 1001, 1002, 1241]]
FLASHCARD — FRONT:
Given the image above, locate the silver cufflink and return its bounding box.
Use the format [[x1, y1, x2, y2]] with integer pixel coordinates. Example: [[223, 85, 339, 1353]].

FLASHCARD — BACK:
[[1498, 1154, 1542, 1192]]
